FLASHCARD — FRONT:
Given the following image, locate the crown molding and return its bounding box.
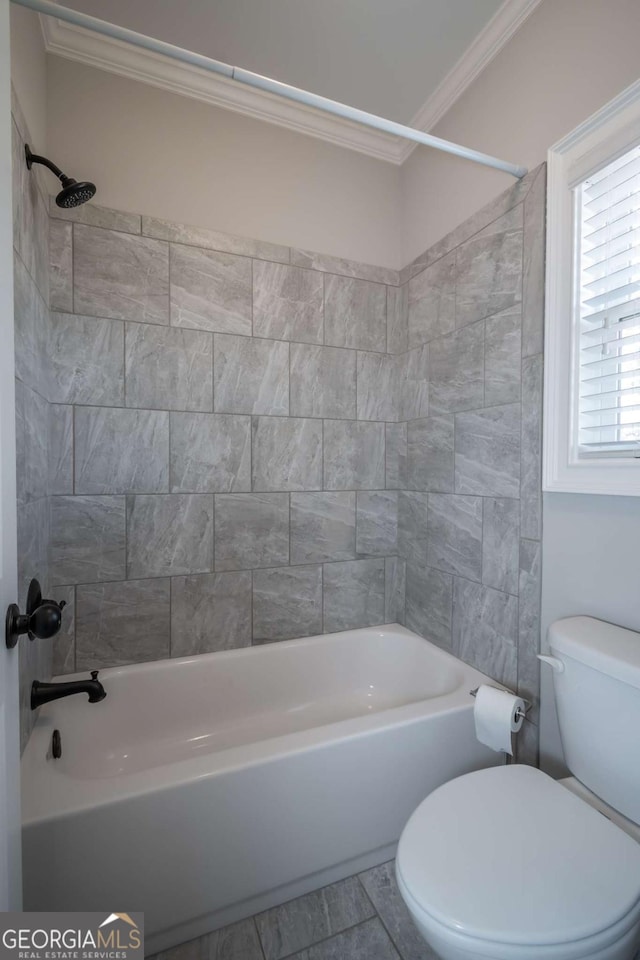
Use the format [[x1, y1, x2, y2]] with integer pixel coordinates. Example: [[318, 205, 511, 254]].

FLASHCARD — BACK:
[[39, 15, 406, 164], [40, 0, 542, 167], [397, 0, 545, 164]]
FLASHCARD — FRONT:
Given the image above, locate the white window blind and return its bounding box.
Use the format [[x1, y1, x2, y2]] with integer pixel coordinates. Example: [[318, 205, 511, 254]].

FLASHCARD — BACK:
[[577, 143, 640, 456]]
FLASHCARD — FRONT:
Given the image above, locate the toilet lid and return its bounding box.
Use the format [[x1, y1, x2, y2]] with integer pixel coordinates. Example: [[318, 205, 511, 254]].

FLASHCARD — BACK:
[[396, 765, 640, 948]]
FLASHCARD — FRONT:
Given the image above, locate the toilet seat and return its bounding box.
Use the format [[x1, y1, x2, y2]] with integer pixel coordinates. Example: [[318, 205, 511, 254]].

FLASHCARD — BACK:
[[396, 765, 640, 956], [397, 873, 640, 960]]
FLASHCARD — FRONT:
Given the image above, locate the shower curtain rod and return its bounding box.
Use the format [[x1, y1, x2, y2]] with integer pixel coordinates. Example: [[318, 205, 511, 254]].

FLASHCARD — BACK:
[[11, 0, 529, 179]]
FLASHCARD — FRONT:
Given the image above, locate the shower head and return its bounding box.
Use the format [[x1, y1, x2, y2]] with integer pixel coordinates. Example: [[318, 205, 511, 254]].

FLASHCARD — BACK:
[[55, 177, 97, 209], [25, 144, 96, 209]]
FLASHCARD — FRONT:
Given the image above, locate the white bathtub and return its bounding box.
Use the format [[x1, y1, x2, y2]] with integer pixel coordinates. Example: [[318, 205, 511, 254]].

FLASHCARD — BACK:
[[22, 624, 502, 952]]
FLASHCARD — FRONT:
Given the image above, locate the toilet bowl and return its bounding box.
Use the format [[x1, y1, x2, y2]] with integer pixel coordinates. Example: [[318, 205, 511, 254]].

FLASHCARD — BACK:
[[396, 765, 640, 960], [396, 616, 640, 960]]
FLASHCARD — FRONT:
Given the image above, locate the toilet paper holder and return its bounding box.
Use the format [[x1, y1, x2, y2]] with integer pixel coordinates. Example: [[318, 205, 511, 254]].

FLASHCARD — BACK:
[[469, 686, 531, 723]]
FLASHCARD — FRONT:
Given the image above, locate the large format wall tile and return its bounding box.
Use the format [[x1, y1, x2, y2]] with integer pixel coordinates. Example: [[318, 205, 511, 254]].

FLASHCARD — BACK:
[[74, 224, 169, 323], [407, 416, 454, 492], [455, 404, 521, 498], [14, 254, 48, 395], [522, 165, 546, 358], [253, 565, 323, 643], [48, 404, 73, 495], [324, 275, 386, 352], [126, 322, 213, 411], [52, 200, 141, 235], [399, 344, 429, 421], [323, 559, 385, 632], [49, 313, 124, 406], [170, 412, 251, 493], [13, 107, 52, 752], [143, 215, 290, 263], [290, 344, 356, 420], [290, 248, 397, 286], [76, 578, 170, 670], [214, 334, 289, 416], [17, 498, 49, 607], [400, 166, 538, 287], [253, 261, 323, 343], [397, 491, 429, 567], [16, 380, 48, 503], [453, 578, 518, 688], [385, 423, 407, 490], [386, 284, 408, 355], [515, 713, 539, 768], [290, 492, 356, 564], [127, 494, 214, 578], [52, 585, 75, 676], [75, 407, 169, 494], [50, 496, 126, 585], [427, 494, 482, 581], [252, 417, 323, 492], [323, 420, 385, 490], [484, 307, 522, 406], [356, 491, 398, 556], [170, 243, 252, 335], [482, 498, 520, 596], [170, 572, 252, 656], [429, 321, 484, 415], [35, 183, 545, 712], [215, 493, 289, 570], [518, 538, 542, 711], [520, 353, 543, 540], [49, 219, 72, 312], [405, 563, 453, 650], [12, 118, 49, 300], [408, 250, 455, 348], [384, 556, 406, 624], [455, 206, 523, 329], [357, 353, 398, 421]]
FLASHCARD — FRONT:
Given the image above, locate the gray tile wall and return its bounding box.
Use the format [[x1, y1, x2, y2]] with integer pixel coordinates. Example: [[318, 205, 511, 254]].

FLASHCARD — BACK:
[[392, 164, 546, 766], [46, 204, 403, 676], [20, 126, 544, 770], [12, 90, 53, 752]]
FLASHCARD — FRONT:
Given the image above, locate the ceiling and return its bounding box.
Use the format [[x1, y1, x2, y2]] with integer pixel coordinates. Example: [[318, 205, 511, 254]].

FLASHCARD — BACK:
[[59, 0, 504, 124]]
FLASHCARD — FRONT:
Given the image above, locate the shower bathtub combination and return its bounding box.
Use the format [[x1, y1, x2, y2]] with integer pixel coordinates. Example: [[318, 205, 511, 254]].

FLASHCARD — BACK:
[[22, 624, 501, 953]]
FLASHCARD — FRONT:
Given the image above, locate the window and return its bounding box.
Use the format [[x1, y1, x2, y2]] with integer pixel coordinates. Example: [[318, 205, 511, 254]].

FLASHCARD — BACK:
[[544, 79, 640, 494], [576, 144, 640, 457]]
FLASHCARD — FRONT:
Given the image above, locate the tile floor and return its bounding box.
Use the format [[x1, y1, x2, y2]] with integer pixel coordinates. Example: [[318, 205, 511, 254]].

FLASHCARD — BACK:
[[151, 860, 437, 960]]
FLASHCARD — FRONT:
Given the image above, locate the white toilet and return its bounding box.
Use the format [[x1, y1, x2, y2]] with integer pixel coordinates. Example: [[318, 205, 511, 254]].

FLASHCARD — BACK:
[[396, 616, 640, 960]]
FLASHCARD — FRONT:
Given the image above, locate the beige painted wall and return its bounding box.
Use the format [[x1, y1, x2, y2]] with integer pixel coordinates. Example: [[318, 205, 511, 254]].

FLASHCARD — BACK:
[[10, 5, 47, 151], [12, 1, 640, 283], [401, 0, 640, 264], [46, 57, 402, 268]]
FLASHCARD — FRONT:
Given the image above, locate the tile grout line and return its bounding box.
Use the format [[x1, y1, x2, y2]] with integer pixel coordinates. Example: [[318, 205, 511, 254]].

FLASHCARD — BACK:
[[405, 195, 527, 283], [355, 873, 406, 960], [251, 915, 268, 960], [270, 916, 392, 960], [55, 212, 396, 285]]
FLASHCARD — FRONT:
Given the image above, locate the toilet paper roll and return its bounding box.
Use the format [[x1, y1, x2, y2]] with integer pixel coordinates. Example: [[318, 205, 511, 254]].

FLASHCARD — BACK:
[[473, 684, 525, 755]]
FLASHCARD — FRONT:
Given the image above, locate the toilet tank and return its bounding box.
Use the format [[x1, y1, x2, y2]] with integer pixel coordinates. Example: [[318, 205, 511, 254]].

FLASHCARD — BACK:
[[547, 616, 640, 825]]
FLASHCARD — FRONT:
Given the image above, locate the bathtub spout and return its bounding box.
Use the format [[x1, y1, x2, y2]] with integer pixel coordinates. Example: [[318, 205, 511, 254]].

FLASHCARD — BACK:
[[31, 671, 106, 710]]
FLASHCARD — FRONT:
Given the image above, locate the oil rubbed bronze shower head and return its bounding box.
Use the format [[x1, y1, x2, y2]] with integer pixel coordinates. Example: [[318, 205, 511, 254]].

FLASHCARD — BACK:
[[25, 144, 96, 208]]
